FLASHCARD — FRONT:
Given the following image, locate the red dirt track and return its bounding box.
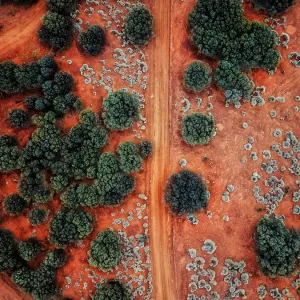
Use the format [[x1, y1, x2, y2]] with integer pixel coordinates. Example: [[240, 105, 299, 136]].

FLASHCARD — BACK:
[[1, 0, 300, 299]]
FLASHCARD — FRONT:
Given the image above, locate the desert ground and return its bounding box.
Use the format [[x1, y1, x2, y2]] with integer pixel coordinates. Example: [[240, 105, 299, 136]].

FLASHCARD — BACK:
[[0, 0, 300, 299]]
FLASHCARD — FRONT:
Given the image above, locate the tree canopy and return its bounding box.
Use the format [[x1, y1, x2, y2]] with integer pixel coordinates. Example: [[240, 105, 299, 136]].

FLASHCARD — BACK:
[[182, 112, 216, 146], [93, 280, 130, 300], [124, 5, 154, 45], [165, 170, 209, 215], [251, 0, 296, 16]]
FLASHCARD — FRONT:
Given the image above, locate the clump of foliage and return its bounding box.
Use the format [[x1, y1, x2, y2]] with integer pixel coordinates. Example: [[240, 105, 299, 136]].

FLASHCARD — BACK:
[[14, 62, 41, 90], [19, 168, 52, 204], [88, 229, 121, 272], [95, 152, 136, 206], [93, 280, 130, 300], [102, 90, 140, 131], [214, 60, 254, 104], [0, 229, 21, 272], [184, 61, 212, 92], [38, 11, 73, 51], [78, 25, 106, 56], [0, 0, 38, 6], [28, 208, 48, 225], [19, 238, 41, 261], [49, 209, 93, 246], [37, 56, 57, 81], [182, 112, 216, 146], [12, 265, 59, 300], [124, 5, 154, 45], [189, 0, 281, 101], [46, 0, 77, 15], [4, 194, 27, 216], [8, 109, 30, 129], [117, 141, 143, 173], [0, 135, 23, 173], [43, 249, 67, 268], [0, 62, 20, 94], [255, 217, 300, 277], [251, 0, 296, 16], [165, 170, 209, 215], [138, 140, 153, 158]]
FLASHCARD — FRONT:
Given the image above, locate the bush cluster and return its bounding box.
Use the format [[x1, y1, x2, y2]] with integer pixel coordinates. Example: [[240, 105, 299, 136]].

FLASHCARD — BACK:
[[102, 90, 141, 131], [255, 217, 300, 277], [88, 229, 121, 272], [43, 249, 67, 268], [19, 238, 41, 261], [28, 208, 49, 225], [251, 0, 296, 16], [4, 194, 27, 216], [165, 170, 209, 215], [138, 140, 153, 158], [0, 135, 23, 173], [78, 25, 106, 56], [189, 0, 281, 100], [124, 5, 154, 45], [182, 112, 216, 146], [184, 61, 212, 92], [49, 208, 93, 246], [93, 280, 130, 300], [8, 109, 30, 129]]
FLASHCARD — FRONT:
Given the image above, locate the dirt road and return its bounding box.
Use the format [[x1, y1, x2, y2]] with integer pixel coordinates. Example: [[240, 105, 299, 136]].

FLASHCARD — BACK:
[[148, 0, 176, 299]]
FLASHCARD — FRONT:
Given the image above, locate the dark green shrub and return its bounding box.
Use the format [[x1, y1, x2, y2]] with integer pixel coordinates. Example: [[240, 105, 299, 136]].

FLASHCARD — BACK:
[[182, 112, 216, 146], [43, 249, 67, 268], [28, 208, 48, 225], [38, 12, 73, 51], [165, 170, 209, 215], [93, 280, 130, 300], [96, 153, 136, 206], [0, 62, 20, 94], [14, 62, 41, 90], [184, 61, 212, 92], [0, 229, 21, 272], [0, 135, 23, 173], [88, 229, 121, 272], [251, 0, 296, 16], [102, 90, 140, 131], [138, 140, 153, 158], [189, 0, 281, 71], [124, 6, 154, 45], [8, 109, 29, 129], [19, 169, 52, 204], [4, 194, 27, 216], [37, 56, 57, 81], [117, 141, 143, 173], [19, 238, 41, 261], [78, 25, 105, 56], [12, 265, 59, 300], [255, 217, 300, 277], [214, 60, 254, 103], [46, 0, 77, 15], [49, 209, 93, 246]]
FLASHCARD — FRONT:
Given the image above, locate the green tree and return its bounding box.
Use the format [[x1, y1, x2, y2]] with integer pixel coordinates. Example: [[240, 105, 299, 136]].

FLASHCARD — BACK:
[[49, 209, 93, 246], [255, 217, 300, 277], [138, 140, 153, 158], [4, 194, 27, 216], [124, 6, 154, 45], [42, 249, 67, 268], [88, 229, 121, 272], [0, 62, 20, 94], [251, 0, 296, 16], [28, 208, 48, 225], [182, 112, 216, 146], [78, 25, 106, 56], [184, 61, 212, 92], [102, 90, 140, 131], [19, 238, 41, 261], [93, 280, 130, 300], [46, 0, 77, 15], [165, 170, 209, 215], [8, 109, 29, 129]]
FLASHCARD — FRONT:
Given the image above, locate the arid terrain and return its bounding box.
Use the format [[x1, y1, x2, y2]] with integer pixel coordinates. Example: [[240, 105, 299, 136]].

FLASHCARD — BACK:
[[1, 0, 300, 299]]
